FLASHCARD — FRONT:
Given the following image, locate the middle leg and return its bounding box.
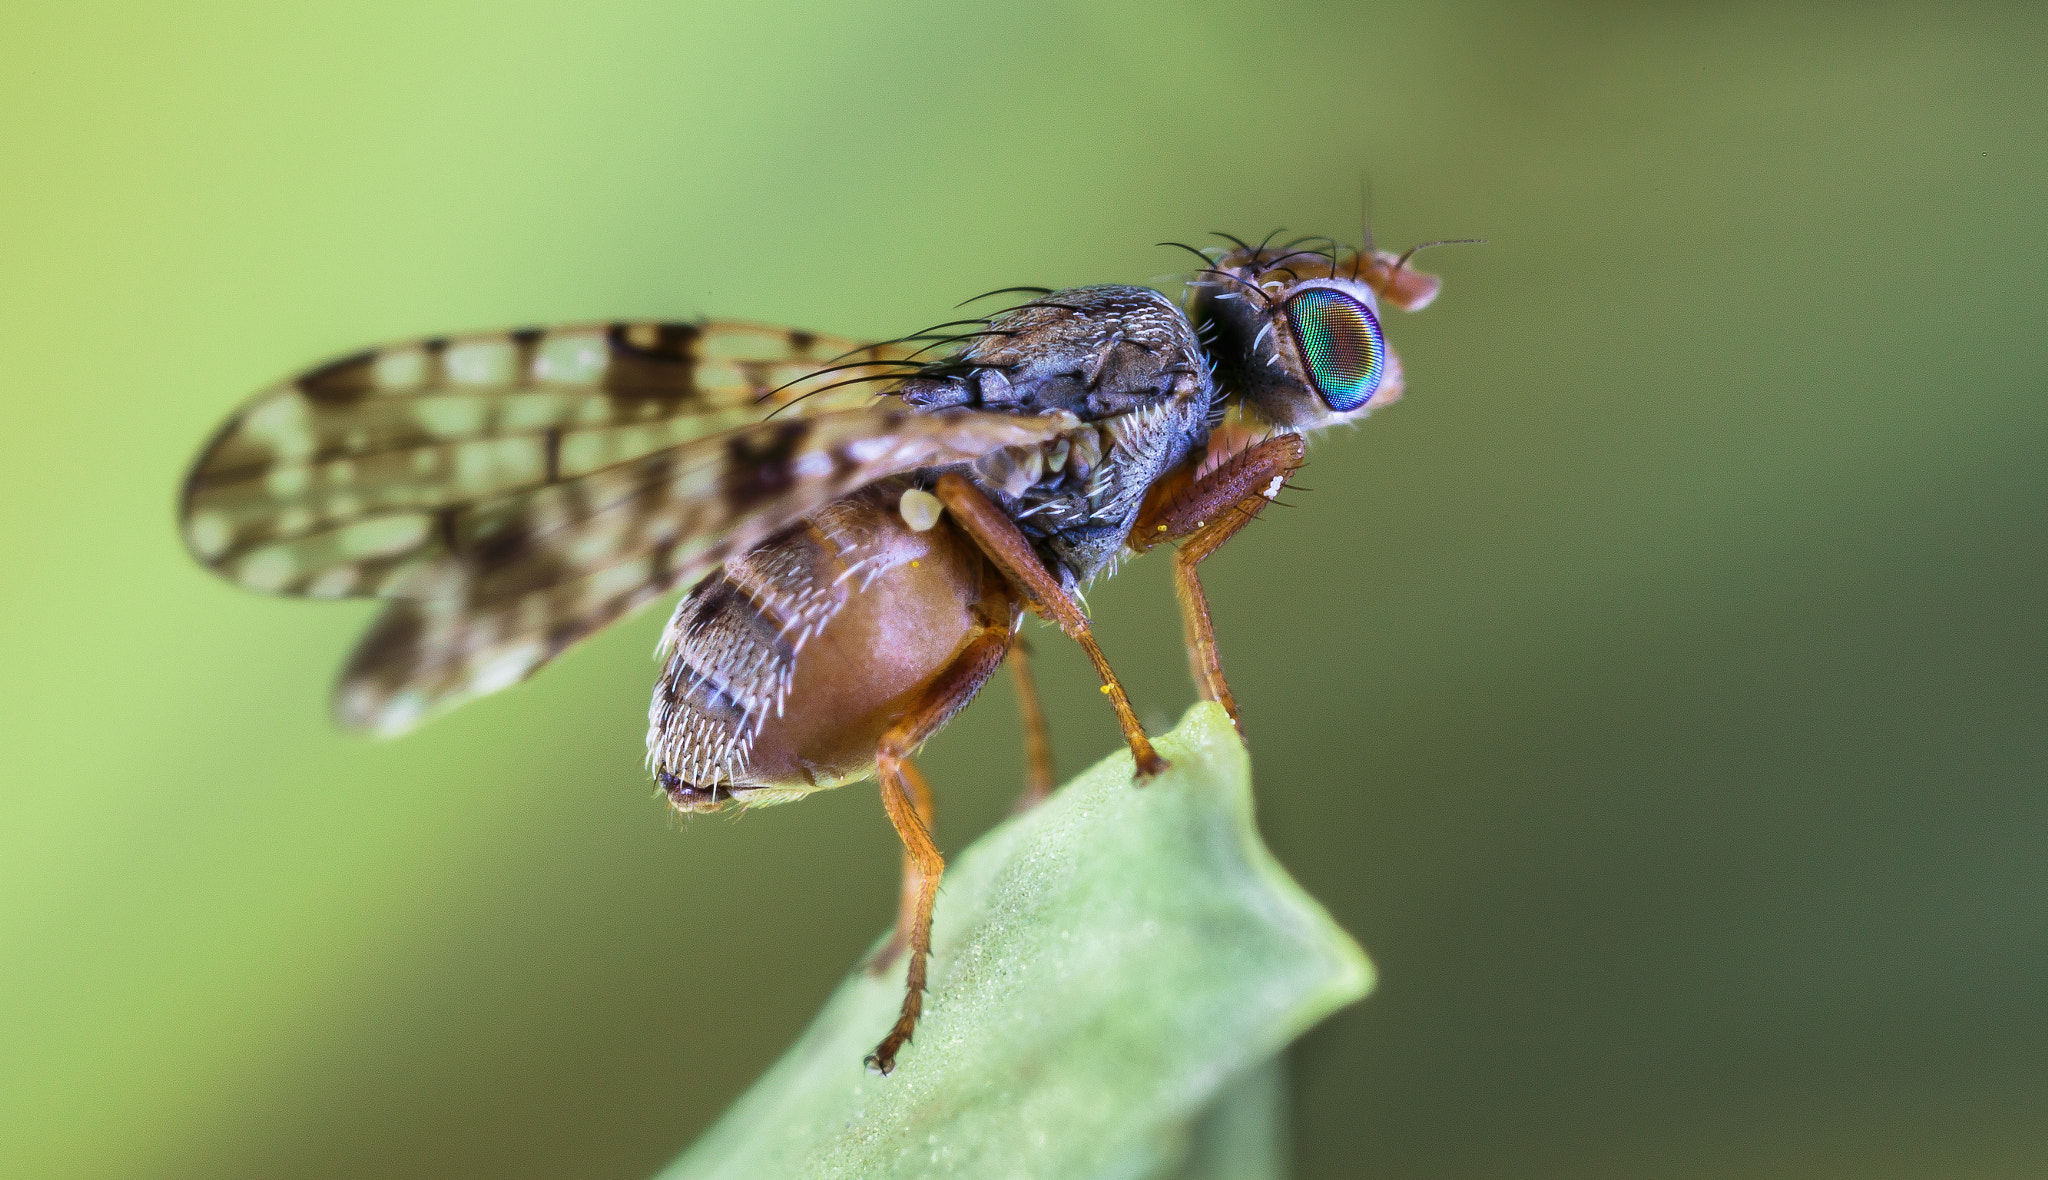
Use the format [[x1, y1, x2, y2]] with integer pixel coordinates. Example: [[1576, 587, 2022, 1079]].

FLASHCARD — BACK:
[[934, 472, 1167, 778], [1006, 638, 1057, 807]]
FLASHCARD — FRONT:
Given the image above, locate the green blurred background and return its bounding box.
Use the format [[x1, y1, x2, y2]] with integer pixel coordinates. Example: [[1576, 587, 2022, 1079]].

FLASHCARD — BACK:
[[3, 2, 2043, 1177]]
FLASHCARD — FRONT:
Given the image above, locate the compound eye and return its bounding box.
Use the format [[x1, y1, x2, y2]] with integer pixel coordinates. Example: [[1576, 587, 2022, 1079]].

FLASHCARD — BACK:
[[1286, 288, 1386, 411]]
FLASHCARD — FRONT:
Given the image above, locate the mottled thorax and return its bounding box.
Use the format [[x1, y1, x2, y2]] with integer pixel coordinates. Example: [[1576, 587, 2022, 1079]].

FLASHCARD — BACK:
[[899, 285, 1214, 588]]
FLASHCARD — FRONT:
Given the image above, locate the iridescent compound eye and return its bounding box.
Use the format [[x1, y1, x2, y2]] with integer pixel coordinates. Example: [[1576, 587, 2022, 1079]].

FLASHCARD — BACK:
[[1286, 288, 1386, 412]]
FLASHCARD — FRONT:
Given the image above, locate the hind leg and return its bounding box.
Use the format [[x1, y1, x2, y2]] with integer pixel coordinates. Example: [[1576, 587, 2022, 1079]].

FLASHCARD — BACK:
[[865, 625, 1013, 1075], [866, 757, 935, 975], [870, 633, 1048, 973]]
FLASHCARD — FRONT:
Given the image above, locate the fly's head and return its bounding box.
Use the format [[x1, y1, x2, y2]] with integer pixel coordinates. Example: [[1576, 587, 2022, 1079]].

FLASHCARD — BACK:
[[1185, 239, 1445, 434]]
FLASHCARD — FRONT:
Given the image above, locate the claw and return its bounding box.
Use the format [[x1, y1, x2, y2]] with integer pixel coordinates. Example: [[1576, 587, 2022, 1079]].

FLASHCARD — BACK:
[[867, 1021, 915, 1075]]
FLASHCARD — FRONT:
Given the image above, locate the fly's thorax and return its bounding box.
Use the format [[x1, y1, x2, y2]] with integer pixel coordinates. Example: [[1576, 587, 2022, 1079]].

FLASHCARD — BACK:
[[1187, 244, 1439, 433], [953, 401, 1206, 588], [898, 285, 1215, 586], [898, 286, 1208, 421], [647, 481, 1013, 813]]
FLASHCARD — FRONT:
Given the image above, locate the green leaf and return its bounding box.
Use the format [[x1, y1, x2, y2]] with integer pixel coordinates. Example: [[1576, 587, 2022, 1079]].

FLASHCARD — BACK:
[[1154, 1055, 1293, 1180], [657, 702, 1372, 1180]]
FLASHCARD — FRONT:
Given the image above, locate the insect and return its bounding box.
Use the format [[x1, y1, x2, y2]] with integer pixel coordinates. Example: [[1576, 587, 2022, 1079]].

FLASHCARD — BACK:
[[179, 232, 1449, 1073]]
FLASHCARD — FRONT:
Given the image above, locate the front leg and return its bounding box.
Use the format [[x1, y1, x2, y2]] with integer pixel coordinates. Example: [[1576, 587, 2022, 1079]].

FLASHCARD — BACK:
[[933, 473, 1168, 778], [1129, 434, 1307, 732]]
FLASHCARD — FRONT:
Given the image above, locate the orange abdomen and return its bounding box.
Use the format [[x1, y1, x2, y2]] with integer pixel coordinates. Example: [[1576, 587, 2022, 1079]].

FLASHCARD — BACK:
[[648, 483, 1017, 809]]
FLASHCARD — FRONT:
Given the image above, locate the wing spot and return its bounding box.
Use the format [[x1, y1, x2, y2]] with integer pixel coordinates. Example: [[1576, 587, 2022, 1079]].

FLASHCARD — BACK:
[[264, 464, 310, 498], [537, 334, 606, 383], [603, 323, 701, 401], [844, 436, 894, 463], [338, 514, 432, 559], [453, 437, 542, 491], [470, 523, 531, 572], [496, 390, 572, 431], [556, 431, 609, 479], [509, 328, 544, 386], [379, 692, 428, 736], [187, 512, 233, 560], [239, 549, 298, 592], [373, 348, 427, 391], [307, 566, 361, 598], [420, 338, 450, 388], [338, 605, 430, 718], [417, 396, 486, 439], [298, 351, 378, 404], [616, 428, 653, 459], [336, 684, 381, 730], [447, 340, 515, 385], [242, 396, 316, 460], [471, 642, 544, 696], [721, 420, 813, 509], [736, 359, 776, 395]]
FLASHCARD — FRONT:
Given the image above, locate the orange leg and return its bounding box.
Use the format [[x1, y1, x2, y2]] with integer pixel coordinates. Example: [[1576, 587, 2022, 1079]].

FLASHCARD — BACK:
[[934, 472, 1167, 778], [867, 757, 935, 974], [866, 625, 1013, 1075], [1006, 638, 1057, 807], [1130, 434, 1307, 733]]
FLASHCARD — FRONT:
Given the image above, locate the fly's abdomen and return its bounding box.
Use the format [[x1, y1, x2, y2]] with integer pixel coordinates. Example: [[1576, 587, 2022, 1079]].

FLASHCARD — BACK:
[[646, 523, 840, 808], [648, 484, 1015, 811]]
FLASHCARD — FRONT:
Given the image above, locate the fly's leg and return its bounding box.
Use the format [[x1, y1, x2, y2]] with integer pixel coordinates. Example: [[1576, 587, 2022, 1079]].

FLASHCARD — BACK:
[[933, 472, 1167, 778], [866, 757, 935, 974], [866, 625, 1013, 1075], [1006, 638, 1056, 807], [1129, 434, 1307, 733]]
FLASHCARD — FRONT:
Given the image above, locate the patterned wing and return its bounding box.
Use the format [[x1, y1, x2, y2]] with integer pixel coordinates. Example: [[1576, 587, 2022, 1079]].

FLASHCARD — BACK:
[[182, 320, 915, 597], [328, 408, 1074, 735], [180, 319, 1070, 735]]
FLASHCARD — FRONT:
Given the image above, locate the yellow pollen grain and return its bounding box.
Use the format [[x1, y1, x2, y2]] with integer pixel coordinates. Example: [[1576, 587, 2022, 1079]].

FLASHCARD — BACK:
[[1157, 523, 1168, 531], [1099, 684, 1112, 694], [909, 560, 920, 568]]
